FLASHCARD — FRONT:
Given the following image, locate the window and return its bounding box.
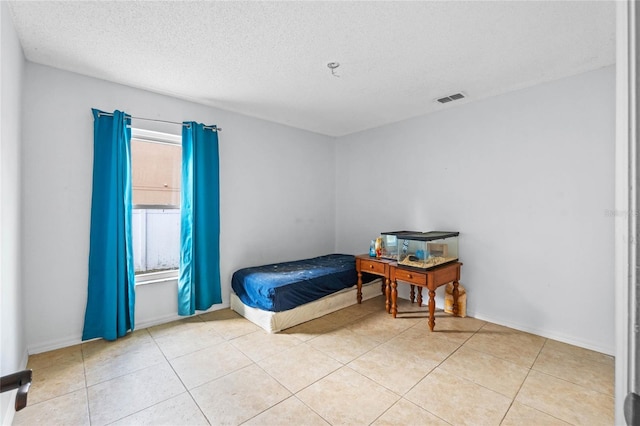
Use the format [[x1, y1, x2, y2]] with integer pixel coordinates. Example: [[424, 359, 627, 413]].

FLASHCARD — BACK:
[[130, 129, 181, 284]]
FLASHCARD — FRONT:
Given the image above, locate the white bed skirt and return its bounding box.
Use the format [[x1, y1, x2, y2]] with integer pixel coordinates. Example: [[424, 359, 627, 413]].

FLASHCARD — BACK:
[[230, 278, 383, 333]]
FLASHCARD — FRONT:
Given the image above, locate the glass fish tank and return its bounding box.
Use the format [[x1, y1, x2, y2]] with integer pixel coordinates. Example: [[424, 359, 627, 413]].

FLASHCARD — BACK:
[[397, 231, 459, 269], [379, 231, 421, 259]]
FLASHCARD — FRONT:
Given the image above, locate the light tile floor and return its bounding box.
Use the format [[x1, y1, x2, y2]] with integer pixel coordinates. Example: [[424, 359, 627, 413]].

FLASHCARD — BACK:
[[13, 296, 614, 425]]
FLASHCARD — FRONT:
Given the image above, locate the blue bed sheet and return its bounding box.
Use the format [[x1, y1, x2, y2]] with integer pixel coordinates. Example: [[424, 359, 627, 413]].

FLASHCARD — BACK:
[[232, 254, 364, 312]]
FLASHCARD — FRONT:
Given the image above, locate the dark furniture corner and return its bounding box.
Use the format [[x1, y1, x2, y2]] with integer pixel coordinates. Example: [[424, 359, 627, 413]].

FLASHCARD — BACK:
[[1, 369, 33, 411]]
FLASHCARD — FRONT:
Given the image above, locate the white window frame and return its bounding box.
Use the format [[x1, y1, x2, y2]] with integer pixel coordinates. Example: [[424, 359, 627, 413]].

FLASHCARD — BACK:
[[131, 128, 181, 286]]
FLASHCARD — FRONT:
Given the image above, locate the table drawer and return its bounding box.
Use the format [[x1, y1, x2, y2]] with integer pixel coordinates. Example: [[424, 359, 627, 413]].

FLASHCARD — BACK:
[[360, 259, 386, 275], [394, 268, 426, 285], [433, 264, 460, 285]]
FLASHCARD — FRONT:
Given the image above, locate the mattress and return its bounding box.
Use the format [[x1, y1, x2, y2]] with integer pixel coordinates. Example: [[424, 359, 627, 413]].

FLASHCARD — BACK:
[[231, 253, 363, 312], [230, 278, 382, 333]]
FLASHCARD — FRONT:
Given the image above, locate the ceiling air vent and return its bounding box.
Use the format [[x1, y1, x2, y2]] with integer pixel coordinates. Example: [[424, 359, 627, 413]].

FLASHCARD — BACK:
[[437, 92, 465, 104]]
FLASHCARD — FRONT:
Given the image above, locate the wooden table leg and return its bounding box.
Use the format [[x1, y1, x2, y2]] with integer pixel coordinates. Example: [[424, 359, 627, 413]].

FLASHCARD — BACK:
[[452, 280, 460, 316], [385, 277, 391, 313], [428, 289, 436, 331], [417, 287, 423, 306], [410, 285, 415, 303], [356, 271, 362, 304], [391, 279, 398, 318]]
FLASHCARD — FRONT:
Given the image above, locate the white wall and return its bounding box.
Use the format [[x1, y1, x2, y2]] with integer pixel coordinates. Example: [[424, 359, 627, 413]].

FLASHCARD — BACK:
[[0, 2, 26, 423], [22, 63, 335, 353], [17, 47, 615, 357], [335, 66, 615, 354]]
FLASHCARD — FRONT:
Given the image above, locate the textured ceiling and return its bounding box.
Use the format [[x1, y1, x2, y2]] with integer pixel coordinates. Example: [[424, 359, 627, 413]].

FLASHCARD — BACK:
[[7, 1, 615, 137]]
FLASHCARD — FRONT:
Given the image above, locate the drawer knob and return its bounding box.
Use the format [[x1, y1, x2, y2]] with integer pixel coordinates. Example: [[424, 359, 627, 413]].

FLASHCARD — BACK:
[[408, 274, 413, 278], [369, 265, 374, 269]]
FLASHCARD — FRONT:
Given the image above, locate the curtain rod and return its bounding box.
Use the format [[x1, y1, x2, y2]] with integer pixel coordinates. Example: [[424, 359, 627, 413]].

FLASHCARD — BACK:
[[96, 112, 221, 132]]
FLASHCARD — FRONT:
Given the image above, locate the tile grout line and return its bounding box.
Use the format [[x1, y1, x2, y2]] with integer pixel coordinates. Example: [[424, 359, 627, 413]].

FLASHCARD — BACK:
[[94, 329, 185, 425], [15, 302, 613, 426], [495, 336, 545, 425], [149, 321, 217, 425], [80, 343, 93, 426], [195, 310, 379, 425], [400, 317, 484, 397], [245, 306, 411, 425], [529, 340, 615, 398], [496, 336, 577, 426], [81, 329, 164, 424], [133, 329, 211, 424], [375, 337, 465, 422], [288, 394, 335, 426], [395, 318, 499, 423], [236, 361, 333, 426], [18, 345, 89, 409]]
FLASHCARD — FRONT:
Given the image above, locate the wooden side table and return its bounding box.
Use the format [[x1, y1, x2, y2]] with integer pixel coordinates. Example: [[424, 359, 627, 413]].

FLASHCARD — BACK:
[[390, 261, 462, 331], [355, 254, 396, 313]]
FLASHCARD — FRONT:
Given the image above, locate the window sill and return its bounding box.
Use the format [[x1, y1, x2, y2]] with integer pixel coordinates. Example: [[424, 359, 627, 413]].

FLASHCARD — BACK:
[[135, 276, 178, 286], [135, 270, 179, 286]]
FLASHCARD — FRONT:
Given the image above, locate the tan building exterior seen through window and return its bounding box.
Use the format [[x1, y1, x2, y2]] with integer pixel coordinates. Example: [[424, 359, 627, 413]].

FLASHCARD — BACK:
[[131, 138, 181, 206]]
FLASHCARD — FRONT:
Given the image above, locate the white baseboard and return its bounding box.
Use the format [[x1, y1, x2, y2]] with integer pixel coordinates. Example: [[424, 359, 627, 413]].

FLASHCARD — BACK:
[[26, 301, 612, 357], [135, 313, 185, 330], [27, 304, 233, 354], [135, 303, 231, 330], [410, 299, 613, 356], [28, 335, 82, 355], [467, 309, 614, 356]]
